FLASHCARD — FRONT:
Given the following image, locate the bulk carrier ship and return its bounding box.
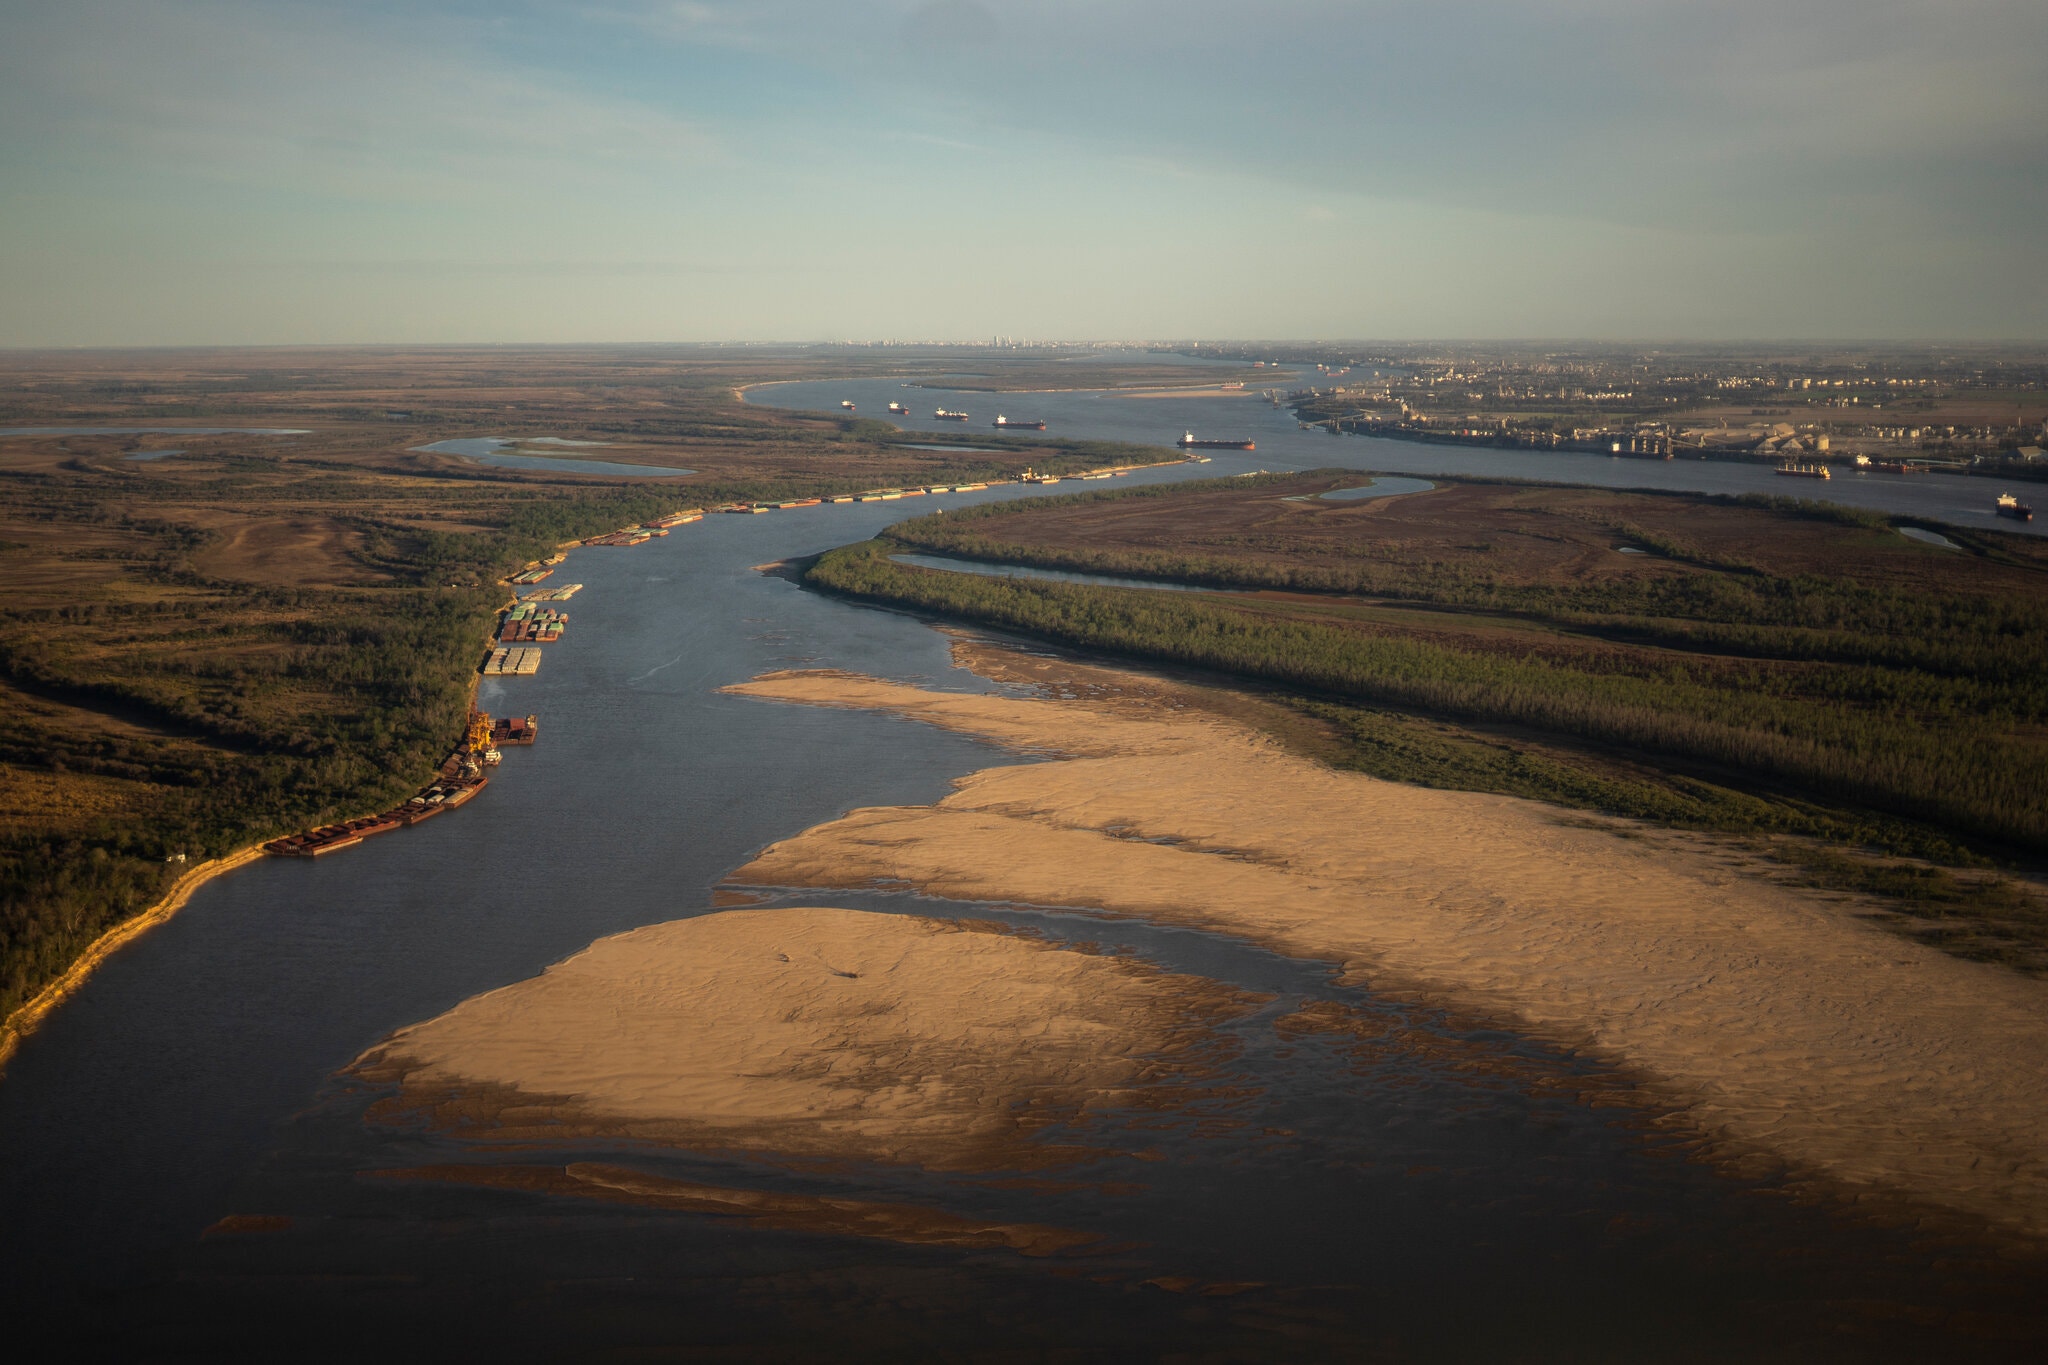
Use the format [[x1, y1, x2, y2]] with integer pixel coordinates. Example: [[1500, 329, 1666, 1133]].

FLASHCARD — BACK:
[[993, 415, 1047, 430], [1177, 431, 1256, 451]]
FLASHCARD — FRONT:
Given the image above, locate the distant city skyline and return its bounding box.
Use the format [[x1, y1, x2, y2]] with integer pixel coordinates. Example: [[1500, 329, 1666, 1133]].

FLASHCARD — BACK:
[[2, 0, 2043, 346]]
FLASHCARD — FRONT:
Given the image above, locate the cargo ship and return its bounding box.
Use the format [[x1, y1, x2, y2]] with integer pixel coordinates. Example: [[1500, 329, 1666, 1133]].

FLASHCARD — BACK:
[[935, 408, 971, 422], [887, 402, 909, 415], [993, 415, 1047, 430], [1775, 461, 1831, 479], [840, 400, 857, 411], [1874, 460, 1922, 474], [1997, 492, 2035, 521], [1177, 431, 1256, 451]]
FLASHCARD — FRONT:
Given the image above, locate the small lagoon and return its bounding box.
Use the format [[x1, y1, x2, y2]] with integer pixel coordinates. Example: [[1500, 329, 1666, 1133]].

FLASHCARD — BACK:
[[414, 438, 694, 478], [891, 551, 1224, 593]]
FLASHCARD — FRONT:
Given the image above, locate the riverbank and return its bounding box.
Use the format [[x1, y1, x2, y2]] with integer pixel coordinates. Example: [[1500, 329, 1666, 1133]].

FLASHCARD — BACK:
[[0, 843, 265, 1075], [721, 649, 2048, 1246]]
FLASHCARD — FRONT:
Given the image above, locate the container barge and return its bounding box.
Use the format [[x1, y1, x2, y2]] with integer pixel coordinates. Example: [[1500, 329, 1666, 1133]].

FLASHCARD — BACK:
[[483, 646, 543, 676], [490, 714, 538, 746]]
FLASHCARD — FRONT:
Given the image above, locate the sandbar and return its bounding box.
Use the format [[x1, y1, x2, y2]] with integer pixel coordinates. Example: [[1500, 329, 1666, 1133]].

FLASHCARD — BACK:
[[353, 906, 1250, 1171], [723, 654, 2048, 1243]]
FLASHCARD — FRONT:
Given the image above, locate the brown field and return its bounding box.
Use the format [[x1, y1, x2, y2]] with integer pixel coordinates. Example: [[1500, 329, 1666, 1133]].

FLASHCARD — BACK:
[[188, 515, 387, 586], [931, 473, 2048, 592]]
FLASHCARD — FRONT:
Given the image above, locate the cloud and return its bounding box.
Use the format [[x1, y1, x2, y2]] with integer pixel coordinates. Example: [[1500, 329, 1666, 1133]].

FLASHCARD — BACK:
[[567, 0, 2048, 241], [0, 0, 722, 203]]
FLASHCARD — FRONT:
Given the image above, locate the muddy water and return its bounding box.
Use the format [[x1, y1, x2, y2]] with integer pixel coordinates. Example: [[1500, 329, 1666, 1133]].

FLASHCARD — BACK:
[[0, 390, 2042, 1358]]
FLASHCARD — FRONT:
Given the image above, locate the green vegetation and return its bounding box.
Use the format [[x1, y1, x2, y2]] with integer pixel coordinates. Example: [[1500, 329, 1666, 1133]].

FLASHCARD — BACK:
[[0, 345, 1188, 1028], [806, 474, 2048, 970]]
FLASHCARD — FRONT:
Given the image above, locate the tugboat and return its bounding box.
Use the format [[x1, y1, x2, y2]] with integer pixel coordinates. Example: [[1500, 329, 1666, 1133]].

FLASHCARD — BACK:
[[1997, 492, 2035, 521]]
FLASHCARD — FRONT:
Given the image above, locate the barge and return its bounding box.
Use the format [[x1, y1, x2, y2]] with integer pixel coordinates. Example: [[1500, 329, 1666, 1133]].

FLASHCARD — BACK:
[[490, 714, 538, 746]]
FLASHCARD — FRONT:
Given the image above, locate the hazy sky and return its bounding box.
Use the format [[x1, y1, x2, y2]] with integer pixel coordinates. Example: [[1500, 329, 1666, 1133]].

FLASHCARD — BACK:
[[2, 0, 2043, 344]]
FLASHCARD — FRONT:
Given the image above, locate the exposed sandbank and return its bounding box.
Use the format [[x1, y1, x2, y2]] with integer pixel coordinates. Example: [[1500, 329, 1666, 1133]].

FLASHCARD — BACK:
[[353, 906, 1252, 1171], [722, 656, 2048, 1243], [370, 1162, 1097, 1256]]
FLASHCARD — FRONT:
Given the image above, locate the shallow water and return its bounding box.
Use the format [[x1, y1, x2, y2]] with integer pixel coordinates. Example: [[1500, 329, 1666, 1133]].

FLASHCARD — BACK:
[[891, 551, 1222, 593], [1, 377, 2043, 1358], [414, 437, 695, 477], [0, 425, 311, 436], [1314, 475, 1438, 501]]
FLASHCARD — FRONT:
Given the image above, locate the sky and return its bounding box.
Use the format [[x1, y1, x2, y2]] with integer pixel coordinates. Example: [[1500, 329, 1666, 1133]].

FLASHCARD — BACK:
[[1, 0, 2043, 345]]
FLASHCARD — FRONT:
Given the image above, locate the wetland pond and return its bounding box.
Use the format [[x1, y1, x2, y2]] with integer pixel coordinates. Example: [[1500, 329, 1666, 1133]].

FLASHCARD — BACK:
[[415, 437, 696, 478], [0, 376, 2041, 1360]]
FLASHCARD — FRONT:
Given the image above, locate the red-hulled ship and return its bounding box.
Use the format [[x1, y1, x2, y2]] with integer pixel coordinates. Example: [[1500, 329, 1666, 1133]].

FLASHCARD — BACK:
[[993, 415, 1046, 430], [1177, 430, 1256, 451]]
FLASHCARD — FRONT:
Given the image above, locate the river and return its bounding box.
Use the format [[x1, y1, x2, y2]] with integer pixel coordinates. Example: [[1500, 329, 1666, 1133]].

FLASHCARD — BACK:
[[747, 361, 2047, 539], [0, 369, 2040, 1359]]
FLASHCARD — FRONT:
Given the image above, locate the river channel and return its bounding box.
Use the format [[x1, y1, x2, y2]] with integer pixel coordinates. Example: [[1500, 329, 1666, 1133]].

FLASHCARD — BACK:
[[0, 367, 2041, 1360], [749, 359, 2047, 539]]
